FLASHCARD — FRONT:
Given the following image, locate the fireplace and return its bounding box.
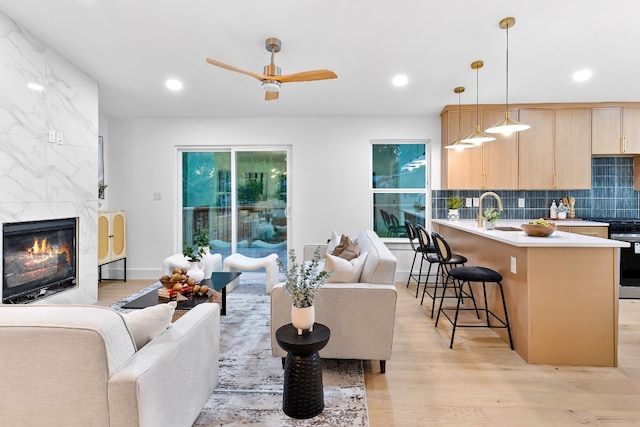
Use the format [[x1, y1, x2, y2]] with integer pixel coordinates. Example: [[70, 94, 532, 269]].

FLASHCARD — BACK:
[[3, 218, 78, 304]]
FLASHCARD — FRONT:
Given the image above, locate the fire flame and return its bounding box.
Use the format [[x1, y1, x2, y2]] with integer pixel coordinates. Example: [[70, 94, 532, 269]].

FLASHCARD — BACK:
[[27, 237, 71, 263]]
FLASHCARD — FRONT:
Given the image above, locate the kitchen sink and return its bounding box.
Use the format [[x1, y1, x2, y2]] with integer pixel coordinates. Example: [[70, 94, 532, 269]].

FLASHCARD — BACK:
[[494, 226, 522, 231]]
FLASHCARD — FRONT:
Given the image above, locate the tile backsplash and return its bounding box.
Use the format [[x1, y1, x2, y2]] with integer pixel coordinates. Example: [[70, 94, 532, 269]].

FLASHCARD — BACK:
[[433, 157, 639, 220]]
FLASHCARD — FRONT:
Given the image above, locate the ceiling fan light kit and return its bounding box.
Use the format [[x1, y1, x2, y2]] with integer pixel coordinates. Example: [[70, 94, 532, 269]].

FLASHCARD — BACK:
[[485, 16, 530, 135], [205, 37, 337, 101]]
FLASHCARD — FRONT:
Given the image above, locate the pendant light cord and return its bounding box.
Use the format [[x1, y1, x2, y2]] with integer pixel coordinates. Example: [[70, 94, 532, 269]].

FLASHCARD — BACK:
[[476, 66, 480, 125], [505, 23, 510, 111]]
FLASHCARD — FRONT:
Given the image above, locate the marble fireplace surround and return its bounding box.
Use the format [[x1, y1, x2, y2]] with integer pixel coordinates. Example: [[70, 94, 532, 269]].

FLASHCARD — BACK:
[[0, 11, 99, 304]]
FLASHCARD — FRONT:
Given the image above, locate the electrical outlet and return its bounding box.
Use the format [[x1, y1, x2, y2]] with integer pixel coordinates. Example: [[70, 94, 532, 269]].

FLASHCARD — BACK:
[[48, 130, 56, 143], [56, 132, 63, 144], [153, 192, 162, 201], [518, 198, 525, 208], [510, 257, 517, 274], [472, 197, 479, 207], [466, 197, 472, 207]]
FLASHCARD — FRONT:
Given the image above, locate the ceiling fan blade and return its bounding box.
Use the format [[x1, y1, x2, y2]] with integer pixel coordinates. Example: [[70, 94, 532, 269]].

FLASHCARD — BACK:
[[265, 91, 279, 101], [205, 57, 267, 81], [278, 69, 337, 83]]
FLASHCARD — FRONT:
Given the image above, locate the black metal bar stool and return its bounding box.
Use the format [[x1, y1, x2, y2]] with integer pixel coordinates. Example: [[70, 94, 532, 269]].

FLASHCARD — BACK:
[[433, 233, 514, 350], [420, 228, 471, 318], [405, 221, 436, 297]]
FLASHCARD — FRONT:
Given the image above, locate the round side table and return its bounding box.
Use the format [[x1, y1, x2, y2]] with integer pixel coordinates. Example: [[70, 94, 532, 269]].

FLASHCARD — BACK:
[[275, 323, 330, 419]]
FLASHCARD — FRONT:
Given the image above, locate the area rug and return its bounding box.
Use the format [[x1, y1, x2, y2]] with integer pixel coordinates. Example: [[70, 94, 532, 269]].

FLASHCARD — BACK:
[[111, 279, 369, 427]]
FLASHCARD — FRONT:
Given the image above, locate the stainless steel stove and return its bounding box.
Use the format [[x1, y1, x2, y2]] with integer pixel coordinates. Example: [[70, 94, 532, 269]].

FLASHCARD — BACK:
[[586, 218, 640, 299]]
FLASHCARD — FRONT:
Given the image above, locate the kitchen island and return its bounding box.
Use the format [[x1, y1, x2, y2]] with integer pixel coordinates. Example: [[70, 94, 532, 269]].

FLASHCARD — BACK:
[[431, 219, 628, 367]]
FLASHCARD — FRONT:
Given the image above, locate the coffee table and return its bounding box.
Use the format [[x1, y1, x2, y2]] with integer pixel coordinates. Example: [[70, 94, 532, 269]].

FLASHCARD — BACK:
[[121, 271, 241, 315]]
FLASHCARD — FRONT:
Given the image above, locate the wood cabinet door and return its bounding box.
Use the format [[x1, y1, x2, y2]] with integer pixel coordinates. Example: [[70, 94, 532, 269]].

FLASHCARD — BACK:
[[483, 109, 518, 189], [623, 107, 640, 154], [592, 107, 622, 154], [518, 109, 555, 189], [555, 108, 591, 189], [98, 213, 110, 264], [111, 211, 127, 259], [445, 110, 481, 189]]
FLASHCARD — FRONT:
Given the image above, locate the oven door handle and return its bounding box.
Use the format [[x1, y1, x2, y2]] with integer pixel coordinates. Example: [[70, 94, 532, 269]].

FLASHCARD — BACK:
[[611, 233, 640, 242]]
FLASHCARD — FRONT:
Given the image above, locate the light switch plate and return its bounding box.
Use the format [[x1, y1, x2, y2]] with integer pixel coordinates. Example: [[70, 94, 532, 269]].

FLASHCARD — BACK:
[[518, 198, 525, 208], [466, 198, 472, 207], [472, 198, 479, 207]]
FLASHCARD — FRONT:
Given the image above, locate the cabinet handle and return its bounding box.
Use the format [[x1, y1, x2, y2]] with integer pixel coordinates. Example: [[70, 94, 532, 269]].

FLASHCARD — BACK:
[[553, 172, 558, 189], [581, 232, 599, 236], [623, 136, 627, 153]]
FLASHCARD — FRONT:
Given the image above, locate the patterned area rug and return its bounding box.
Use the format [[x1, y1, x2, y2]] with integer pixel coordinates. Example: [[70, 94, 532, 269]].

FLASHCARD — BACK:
[[111, 279, 369, 426]]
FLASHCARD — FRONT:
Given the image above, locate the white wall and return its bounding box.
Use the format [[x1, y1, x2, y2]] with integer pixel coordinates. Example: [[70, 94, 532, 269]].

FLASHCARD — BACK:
[[106, 115, 441, 279]]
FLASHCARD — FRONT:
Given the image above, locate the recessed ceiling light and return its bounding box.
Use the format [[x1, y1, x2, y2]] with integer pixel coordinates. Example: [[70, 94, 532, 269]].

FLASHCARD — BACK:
[[392, 74, 408, 87], [573, 69, 592, 82], [27, 82, 44, 91], [165, 79, 183, 91]]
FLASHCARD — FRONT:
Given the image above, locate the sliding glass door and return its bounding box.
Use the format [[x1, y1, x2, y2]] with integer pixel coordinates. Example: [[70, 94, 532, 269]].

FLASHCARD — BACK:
[[181, 148, 289, 266]]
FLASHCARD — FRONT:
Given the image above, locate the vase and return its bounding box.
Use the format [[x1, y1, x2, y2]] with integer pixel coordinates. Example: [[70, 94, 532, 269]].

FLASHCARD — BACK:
[[199, 246, 216, 280], [448, 209, 460, 221], [484, 221, 496, 230], [187, 261, 205, 284], [291, 305, 315, 335]]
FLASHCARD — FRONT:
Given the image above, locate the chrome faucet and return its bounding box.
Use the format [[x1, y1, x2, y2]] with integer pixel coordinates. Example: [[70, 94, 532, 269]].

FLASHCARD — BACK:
[[478, 191, 503, 227]]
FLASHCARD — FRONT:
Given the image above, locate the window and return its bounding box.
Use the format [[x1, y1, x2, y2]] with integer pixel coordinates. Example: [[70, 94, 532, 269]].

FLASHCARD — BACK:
[[371, 140, 429, 238]]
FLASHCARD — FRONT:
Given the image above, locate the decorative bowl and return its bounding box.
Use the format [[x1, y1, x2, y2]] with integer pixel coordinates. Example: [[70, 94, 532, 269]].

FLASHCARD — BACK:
[[161, 280, 180, 289], [521, 223, 557, 237]]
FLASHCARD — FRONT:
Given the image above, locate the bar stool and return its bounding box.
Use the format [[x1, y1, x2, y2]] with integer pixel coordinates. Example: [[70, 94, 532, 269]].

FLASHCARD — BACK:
[[418, 226, 468, 318], [404, 221, 436, 297], [433, 233, 514, 350]]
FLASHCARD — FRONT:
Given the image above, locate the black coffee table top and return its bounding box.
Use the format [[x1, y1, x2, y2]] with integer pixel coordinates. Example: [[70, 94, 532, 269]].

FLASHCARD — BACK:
[[121, 271, 241, 311]]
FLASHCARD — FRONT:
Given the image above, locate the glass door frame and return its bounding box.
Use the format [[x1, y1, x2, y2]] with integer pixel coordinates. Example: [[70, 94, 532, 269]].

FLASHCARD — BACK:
[[176, 145, 291, 260]]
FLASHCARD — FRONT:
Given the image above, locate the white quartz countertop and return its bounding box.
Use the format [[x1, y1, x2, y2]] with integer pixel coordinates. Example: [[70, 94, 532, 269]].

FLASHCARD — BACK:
[[432, 219, 629, 248]]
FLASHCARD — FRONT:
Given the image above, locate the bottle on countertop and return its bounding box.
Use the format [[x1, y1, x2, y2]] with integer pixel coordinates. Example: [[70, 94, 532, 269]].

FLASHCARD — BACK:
[[550, 200, 558, 219]]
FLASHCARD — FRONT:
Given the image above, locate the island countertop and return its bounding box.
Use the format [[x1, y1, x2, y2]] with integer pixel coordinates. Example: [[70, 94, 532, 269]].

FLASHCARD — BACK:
[[431, 219, 628, 248]]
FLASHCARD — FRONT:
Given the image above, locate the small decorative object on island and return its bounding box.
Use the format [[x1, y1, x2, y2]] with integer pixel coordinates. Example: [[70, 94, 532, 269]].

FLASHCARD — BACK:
[[182, 241, 204, 284], [279, 247, 332, 335], [447, 196, 464, 221], [483, 207, 500, 230]]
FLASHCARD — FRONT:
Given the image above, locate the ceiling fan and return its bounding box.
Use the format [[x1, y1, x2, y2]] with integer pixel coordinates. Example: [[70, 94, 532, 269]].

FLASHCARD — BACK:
[[205, 37, 337, 101]]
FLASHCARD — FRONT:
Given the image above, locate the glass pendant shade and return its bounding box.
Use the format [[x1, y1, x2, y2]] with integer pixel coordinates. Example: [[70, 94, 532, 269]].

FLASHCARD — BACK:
[[485, 17, 529, 135], [445, 86, 475, 151]]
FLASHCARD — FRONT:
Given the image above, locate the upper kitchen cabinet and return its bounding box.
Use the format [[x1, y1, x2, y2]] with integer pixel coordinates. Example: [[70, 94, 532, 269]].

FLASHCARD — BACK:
[[555, 108, 591, 188], [592, 107, 640, 155], [482, 109, 518, 189], [518, 109, 555, 189], [518, 108, 591, 190], [441, 107, 518, 190], [441, 109, 481, 189]]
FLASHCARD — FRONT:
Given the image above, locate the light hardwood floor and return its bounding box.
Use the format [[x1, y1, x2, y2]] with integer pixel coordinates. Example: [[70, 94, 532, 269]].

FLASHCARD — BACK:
[[98, 279, 640, 426]]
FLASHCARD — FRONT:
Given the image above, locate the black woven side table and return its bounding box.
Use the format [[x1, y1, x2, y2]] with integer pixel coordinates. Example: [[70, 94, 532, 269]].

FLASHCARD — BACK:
[[275, 323, 330, 419]]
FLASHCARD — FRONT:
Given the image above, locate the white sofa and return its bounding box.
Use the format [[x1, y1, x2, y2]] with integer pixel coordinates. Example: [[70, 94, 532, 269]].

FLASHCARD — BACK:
[[270, 230, 397, 372], [0, 303, 220, 427]]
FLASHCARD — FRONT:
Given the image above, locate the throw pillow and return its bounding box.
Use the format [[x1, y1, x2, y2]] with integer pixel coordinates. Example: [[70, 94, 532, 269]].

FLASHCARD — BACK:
[[122, 301, 177, 350], [331, 234, 360, 261], [326, 230, 342, 255], [325, 251, 369, 283]]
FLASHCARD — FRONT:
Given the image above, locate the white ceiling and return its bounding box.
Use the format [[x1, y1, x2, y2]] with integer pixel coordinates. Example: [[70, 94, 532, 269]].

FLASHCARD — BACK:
[[1, 0, 638, 120]]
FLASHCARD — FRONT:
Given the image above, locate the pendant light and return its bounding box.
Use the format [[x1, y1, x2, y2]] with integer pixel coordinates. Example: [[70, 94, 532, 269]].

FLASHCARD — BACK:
[[461, 60, 496, 145], [485, 17, 530, 135], [445, 87, 475, 151]]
